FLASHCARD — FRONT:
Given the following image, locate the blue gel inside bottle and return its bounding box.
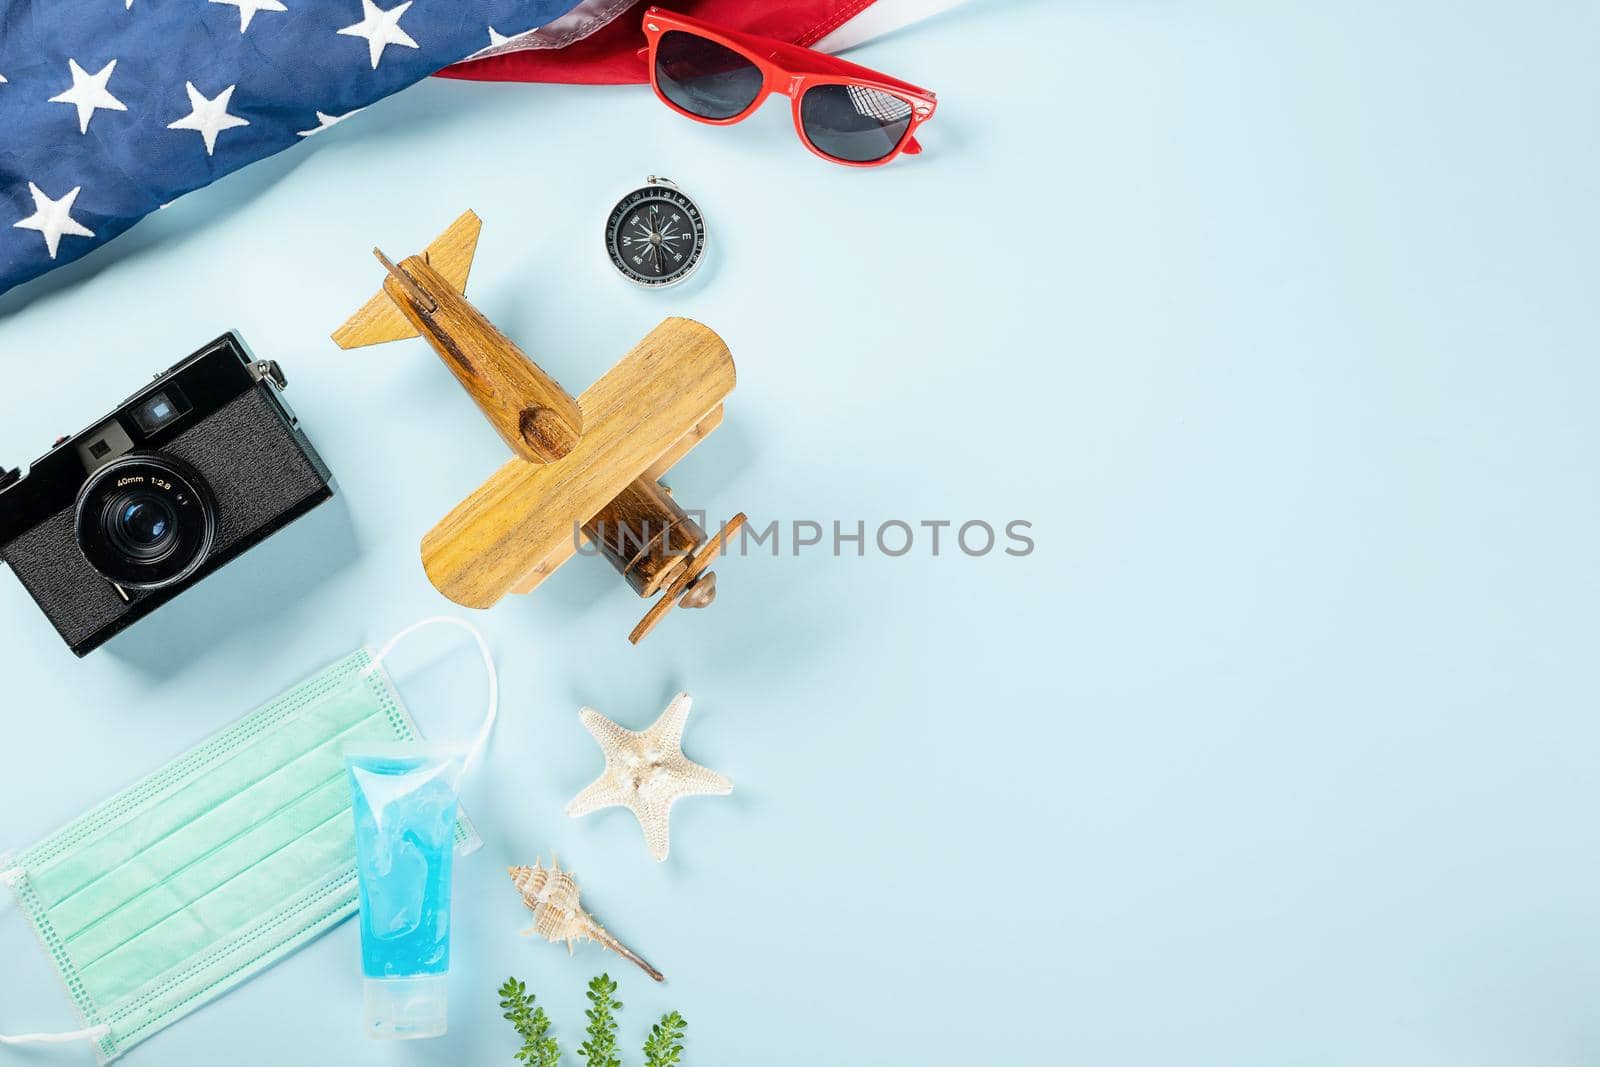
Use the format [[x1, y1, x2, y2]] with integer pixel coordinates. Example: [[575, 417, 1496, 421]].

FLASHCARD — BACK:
[[346, 747, 463, 1039]]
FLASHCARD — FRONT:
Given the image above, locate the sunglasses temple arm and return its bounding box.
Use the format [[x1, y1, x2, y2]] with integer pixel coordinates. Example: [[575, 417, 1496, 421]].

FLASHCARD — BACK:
[[904, 135, 923, 155]]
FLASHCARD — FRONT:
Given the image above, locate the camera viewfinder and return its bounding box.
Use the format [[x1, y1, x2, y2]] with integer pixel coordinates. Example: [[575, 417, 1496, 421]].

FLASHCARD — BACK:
[[131, 389, 190, 435]]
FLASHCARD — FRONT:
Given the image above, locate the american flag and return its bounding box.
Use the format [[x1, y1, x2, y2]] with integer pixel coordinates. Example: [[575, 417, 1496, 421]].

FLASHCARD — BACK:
[[0, 0, 583, 298]]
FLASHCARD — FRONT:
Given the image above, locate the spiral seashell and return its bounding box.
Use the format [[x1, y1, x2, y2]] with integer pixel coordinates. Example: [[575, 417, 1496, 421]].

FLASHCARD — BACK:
[[509, 857, 664, 981]]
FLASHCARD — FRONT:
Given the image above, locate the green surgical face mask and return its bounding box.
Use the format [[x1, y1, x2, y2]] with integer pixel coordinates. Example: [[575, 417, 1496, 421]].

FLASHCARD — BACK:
[[0, 617, 496, 1062]]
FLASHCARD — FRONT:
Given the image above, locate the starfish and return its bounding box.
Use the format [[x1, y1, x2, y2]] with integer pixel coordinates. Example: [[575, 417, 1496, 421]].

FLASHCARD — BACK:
[[566, 693, 732, 862]]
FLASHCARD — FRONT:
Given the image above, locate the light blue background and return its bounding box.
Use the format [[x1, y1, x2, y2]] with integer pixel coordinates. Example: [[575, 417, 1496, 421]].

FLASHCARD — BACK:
[[1, 1, 1597, 1063]]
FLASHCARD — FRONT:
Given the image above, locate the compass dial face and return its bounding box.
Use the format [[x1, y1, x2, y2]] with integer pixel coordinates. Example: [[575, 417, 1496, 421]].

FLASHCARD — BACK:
[[605, 185, 705, 287]]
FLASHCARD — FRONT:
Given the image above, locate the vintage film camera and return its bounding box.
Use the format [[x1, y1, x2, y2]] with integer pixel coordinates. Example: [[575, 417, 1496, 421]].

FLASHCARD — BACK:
[[0, 334, 334, 656]]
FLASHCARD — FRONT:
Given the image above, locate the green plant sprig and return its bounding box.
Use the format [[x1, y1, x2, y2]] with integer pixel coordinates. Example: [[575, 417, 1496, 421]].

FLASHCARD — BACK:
[[579, 973, 623, 1067], [499, 977, 561, 1067], [642, 1010, 687, 1067]]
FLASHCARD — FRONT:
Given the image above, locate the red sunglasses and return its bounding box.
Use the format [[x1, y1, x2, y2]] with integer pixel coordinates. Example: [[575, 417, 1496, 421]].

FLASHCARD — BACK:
[[641, 7, 938, 168]]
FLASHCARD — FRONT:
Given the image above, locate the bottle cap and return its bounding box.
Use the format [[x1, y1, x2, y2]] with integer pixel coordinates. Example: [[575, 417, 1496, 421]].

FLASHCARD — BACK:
[[364, 975, 448, 1040]]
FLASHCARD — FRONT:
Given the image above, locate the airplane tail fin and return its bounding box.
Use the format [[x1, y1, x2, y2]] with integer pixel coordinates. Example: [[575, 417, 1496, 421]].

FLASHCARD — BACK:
[[331, 210, 483, 349]]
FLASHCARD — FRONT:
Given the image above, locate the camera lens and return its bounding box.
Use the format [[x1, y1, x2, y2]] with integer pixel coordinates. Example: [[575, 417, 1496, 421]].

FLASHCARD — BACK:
[[104, 492, 179, 562], [74, 454, 216, 590]]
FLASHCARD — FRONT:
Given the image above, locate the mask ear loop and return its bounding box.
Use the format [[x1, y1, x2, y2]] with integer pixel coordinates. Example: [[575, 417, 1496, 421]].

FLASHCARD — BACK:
[[0, 869, 112, 1047], [0, 1026, 112, 1046], [359, 616, 499, 773]]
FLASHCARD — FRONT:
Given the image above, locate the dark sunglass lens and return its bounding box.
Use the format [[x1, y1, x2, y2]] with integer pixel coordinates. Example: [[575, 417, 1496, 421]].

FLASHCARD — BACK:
[[655, 31, 763, 120], [801, 85, 914, 163]]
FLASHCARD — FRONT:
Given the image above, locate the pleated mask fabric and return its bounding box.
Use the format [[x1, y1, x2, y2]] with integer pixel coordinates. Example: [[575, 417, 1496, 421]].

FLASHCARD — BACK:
[[0, 645, 482, 1062]]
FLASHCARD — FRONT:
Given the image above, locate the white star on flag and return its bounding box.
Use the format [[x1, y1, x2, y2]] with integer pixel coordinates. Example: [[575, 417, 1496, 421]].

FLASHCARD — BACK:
[[209, 0, 287, 33], [13, 182, 95, 260], [337, 0, 419, 70], [0, 73, 8, 84], [467, 25, 533, 61], [296, 107, 362, 137], [49, 59, 128, 135], [167, 82, 250, 156]]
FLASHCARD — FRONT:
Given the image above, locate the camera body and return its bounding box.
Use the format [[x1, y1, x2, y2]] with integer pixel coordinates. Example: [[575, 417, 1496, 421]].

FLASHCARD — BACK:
[[0, 333, 334, 656]]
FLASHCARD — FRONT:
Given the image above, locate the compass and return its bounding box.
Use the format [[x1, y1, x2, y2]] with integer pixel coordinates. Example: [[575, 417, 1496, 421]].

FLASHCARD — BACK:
[[604, 176, 706, 288]]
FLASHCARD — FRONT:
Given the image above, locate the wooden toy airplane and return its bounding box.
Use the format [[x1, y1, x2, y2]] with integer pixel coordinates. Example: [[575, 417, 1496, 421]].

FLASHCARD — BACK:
[[332, 210, 746, 644]]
